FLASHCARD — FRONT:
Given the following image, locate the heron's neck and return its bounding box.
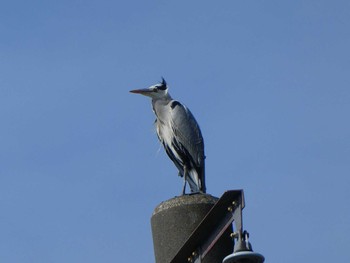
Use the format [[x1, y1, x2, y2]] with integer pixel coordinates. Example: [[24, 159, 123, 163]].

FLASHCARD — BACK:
[[152, 93, 172, 103], [151, 94, 172, 115]]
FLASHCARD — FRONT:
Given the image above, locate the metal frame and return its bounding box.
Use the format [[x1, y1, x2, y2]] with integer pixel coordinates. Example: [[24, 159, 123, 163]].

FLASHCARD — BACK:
[[170, 190, 245, 263]]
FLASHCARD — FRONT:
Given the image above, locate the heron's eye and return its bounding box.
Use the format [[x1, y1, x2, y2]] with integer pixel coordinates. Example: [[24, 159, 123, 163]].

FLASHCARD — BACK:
[[157, 84, 167, 91]]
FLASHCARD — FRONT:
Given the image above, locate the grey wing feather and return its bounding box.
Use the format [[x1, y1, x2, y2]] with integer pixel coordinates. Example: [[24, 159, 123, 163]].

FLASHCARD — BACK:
[[169, 101, 205, 166]]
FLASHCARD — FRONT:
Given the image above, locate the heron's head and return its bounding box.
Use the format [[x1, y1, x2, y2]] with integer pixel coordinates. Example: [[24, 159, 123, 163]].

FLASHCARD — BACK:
[[130, 78, 170, 99]]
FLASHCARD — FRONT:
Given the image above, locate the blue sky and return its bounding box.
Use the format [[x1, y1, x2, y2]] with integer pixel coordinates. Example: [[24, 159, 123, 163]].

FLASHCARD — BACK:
[[1, 1, 349, 262]]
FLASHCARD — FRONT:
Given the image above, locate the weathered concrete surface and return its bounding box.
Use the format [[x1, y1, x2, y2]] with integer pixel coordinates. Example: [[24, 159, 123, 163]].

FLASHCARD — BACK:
[[151, 194, 232, 263]]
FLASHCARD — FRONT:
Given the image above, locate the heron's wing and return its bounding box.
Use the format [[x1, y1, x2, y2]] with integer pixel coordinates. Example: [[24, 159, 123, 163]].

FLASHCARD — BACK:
[[169, 100, 205, 167]]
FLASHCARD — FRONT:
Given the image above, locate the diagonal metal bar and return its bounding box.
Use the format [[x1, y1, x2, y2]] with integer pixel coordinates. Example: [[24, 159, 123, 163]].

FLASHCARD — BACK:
[[170, 190, 245, 263], [200, 211, 235, 259]]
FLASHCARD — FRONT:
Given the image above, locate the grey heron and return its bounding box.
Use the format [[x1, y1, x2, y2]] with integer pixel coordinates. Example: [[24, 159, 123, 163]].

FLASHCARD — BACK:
[[130, 78, 206, 194]]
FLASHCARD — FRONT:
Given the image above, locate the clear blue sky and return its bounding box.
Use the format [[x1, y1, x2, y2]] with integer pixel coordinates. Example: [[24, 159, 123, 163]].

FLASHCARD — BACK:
[[1, 1, 349, 262]]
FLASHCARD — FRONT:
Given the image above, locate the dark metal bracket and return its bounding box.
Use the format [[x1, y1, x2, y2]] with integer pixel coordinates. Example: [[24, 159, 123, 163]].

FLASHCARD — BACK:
[[170, 190, 245, 263]]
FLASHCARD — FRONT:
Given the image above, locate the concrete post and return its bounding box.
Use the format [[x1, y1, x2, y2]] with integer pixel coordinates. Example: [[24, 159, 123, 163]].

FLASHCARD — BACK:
[[151, 194, 233, 263]]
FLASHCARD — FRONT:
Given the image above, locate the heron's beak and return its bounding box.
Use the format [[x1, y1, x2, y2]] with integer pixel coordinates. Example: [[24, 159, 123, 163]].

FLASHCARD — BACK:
[[129, 88, 153, 96]]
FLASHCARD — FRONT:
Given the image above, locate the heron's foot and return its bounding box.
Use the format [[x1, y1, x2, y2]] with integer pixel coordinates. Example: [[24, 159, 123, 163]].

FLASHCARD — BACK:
[[188, 191, 204, 195]]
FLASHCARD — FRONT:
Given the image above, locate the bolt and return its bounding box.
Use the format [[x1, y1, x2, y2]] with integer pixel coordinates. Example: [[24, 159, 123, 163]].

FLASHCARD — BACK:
[[188, 256, 193, 262], [227, 206, 233, 212], [230, 232, 238, 239]]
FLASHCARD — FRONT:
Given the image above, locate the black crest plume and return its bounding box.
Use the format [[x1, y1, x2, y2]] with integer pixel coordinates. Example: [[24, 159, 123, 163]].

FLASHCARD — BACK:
[[161, 77, 167, 86], [158, 77, 167, 90]]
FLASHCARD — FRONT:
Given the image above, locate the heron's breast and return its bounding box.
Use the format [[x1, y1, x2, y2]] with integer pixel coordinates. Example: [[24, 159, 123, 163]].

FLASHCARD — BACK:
[[156, 120, 172, 143]]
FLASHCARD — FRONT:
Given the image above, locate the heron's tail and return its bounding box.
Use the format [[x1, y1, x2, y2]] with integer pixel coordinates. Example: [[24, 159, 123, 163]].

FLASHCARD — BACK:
[[187, 168, 206, 193]]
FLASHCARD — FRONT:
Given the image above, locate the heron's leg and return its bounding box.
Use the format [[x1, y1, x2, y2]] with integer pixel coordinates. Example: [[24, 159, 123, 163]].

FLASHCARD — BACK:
[[182, 166, 187, 195]]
